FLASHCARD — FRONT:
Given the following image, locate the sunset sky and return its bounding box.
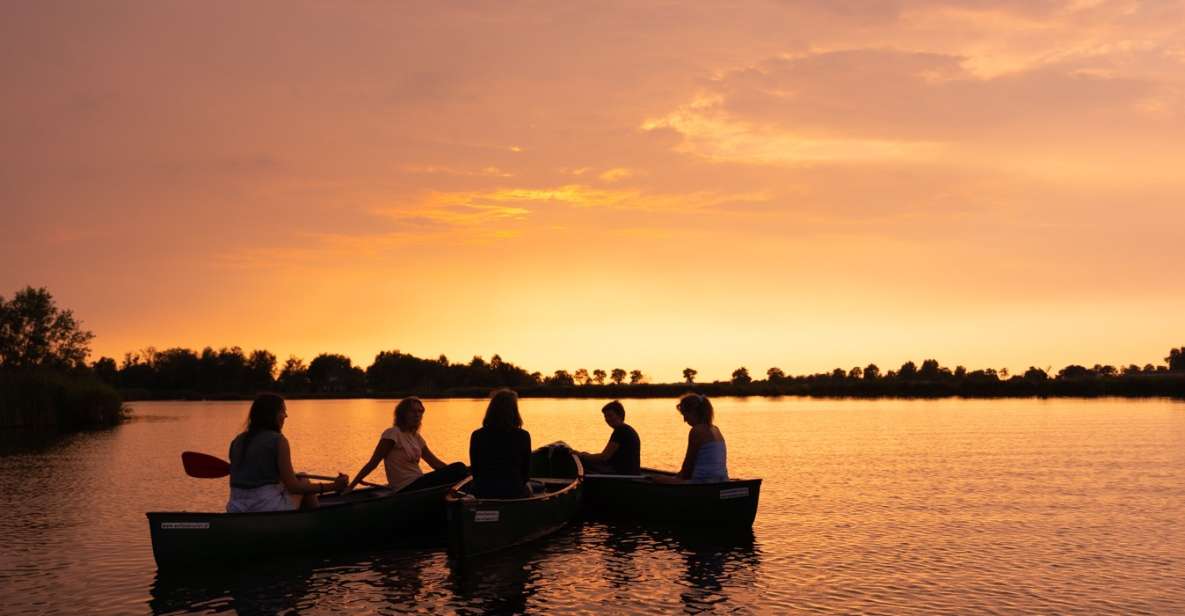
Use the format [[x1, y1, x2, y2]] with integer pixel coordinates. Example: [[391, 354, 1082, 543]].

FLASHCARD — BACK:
[[3, 1, 1184, 381]]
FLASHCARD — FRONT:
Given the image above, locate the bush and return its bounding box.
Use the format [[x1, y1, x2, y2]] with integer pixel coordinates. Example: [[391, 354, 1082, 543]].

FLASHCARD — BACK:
[[0, 370, 127, 431]]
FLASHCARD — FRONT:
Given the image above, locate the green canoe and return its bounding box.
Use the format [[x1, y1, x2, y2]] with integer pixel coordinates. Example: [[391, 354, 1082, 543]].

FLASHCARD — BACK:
[[446, 446, 583, 559], [146, 483, 451, 570], [583, 468, 761, 527]]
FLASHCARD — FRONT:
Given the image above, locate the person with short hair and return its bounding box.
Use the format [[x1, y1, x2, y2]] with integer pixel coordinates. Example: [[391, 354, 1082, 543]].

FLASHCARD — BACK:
[[579, 400, 641, 475], [468, 389, 532, 498], [656, 393, 728, 483], [347, 397, 467, 493], [226, 393, 347, 512]]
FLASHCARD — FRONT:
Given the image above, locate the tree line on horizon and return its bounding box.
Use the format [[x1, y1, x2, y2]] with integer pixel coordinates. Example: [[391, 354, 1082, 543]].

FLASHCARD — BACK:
[[3, 285, 1185, 405], [94, 346, 652, 396], [84, 346, 1185, 399]]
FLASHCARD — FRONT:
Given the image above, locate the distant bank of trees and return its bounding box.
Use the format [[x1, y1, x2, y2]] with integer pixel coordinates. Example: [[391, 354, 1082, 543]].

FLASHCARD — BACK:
[[96, 345, 653, 398], [4, 286, 1184, 412], [90, 345, 1185, 400]]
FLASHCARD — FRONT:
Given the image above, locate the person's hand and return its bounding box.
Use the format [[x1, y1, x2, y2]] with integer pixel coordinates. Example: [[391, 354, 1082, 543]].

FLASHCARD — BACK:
[[333, 473, 348, 493]]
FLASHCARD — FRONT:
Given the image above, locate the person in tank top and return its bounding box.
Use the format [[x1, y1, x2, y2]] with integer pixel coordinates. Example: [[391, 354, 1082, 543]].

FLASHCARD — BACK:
[[347, 398, 467, 493], [226, 393, 347, 512], [655, 393, 728, 484]]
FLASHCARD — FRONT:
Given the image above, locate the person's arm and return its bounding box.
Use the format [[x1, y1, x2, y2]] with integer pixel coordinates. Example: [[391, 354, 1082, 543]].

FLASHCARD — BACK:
[[469, 432, 481, 477], [277, 436, 345, 494], [422, 441, 447, 471], [520, 431, 532, 483], [349, 438, 395, 490], [582, 441, 620, 463], [676, 428, 705, 480]]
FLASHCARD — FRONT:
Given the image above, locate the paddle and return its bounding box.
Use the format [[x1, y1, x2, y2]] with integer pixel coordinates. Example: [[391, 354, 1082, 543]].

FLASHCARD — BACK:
[[181, 451, 382, 488]]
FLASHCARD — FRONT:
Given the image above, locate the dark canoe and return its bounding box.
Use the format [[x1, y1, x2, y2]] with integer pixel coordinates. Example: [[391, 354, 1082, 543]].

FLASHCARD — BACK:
[[583, 468, 761, 527], [446, 446, 583, 559], [146, 482, 451, 570]]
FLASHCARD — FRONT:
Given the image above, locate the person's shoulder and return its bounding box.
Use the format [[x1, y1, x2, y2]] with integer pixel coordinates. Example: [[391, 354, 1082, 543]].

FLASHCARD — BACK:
[[621, 423, 640, 437], [381, 426, 400, 441]]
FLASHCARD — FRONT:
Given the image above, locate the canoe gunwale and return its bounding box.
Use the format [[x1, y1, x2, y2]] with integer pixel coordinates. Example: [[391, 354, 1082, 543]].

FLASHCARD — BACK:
[[446, 452, 584, 505], [146, 482, 449, 520]]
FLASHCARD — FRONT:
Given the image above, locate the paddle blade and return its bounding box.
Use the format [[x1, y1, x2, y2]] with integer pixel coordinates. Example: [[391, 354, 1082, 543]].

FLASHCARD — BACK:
[[182, 451, 231, 479]]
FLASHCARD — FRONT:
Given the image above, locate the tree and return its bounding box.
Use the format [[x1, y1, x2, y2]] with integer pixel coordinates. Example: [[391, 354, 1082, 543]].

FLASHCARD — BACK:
[[92, 356, 118, 384], [919, 359, 941, 380], [278, 356, 310, 392], [897, 361, 918, 380], [682, 368, 697, 384], [830, 368, 846, 379], [1166, 347, 1185, 371], [574, 368, 590, 386], [998, 367, 1010, 380], [610, 368, 627, 385], [766, 367, 785, 383], [731, 367, 751, 385], [863, 364, 880, 380], [1023, 366, 1049, 381], [592, 369, 607, 385], [629, 369, 644, 385], [548, 370, 575, 387], [954, 365, 967, 378], [1057, 365, 1092, 379], [848, 366, 863, 379], [308, 353, 358, 392], [0, 286, 95, 370]]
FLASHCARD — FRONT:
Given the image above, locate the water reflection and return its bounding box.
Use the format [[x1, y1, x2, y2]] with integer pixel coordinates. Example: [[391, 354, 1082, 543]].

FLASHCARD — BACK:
[[4, 398, 1182, 614]]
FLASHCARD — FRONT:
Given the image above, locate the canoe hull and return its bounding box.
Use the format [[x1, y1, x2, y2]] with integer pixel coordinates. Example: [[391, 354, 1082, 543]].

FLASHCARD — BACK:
[[146, 484, 450, 570], [446, 447, 583, 559], [583, 471, 761, 527]]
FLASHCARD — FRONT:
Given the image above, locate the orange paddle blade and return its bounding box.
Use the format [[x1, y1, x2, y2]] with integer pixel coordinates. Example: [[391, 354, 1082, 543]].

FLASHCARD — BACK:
[[182, 451, 231, 479]]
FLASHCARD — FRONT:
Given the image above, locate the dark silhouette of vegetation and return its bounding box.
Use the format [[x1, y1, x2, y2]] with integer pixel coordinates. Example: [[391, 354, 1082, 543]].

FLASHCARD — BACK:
[[84, 344, 1185, 402], [0, 287, 94, 370], [0, 287, 125, 431], [8, 286, 1180, 405]]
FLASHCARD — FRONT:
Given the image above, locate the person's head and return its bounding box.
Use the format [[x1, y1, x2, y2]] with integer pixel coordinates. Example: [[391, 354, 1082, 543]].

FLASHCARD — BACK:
[[676, 393, 713, 426], [483, 388, 523, 430], [601, 400, 626, 428], [247, 393, 287, 433], [394, 397, 426, 432]]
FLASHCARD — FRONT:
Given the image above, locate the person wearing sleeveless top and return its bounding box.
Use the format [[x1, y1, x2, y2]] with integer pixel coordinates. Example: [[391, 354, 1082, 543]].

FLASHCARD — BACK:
[[656, 393, 728, 483], [226, 394, 347, 513], [346, 398, 467, 493]]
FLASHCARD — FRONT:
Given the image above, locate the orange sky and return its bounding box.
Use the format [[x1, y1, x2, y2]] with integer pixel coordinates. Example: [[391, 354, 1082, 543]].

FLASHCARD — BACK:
[[3, 1, 1184, 381]]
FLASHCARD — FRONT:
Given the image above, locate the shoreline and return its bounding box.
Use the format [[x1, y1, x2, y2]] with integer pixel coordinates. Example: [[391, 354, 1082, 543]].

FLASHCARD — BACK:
[[119, 375, 1185, 402]]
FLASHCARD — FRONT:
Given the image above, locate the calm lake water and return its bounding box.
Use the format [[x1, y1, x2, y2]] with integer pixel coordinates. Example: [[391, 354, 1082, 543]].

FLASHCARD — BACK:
[[1, 397, 1183, 614]]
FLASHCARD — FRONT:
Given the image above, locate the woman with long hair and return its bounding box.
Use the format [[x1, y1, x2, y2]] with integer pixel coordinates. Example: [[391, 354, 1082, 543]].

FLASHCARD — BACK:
[[468, 388, 532, 498], [656, 393, 728, 483], [347, 397, 467, 492], [226, 393, 347, 512]]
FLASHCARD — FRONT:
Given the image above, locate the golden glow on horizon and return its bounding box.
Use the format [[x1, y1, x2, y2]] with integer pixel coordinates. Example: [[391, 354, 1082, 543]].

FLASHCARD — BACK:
[[3, 1, 1184, 381]]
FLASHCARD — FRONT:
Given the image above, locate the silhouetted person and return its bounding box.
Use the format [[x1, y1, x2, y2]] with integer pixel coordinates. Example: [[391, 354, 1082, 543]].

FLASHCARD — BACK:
[[656, 393, 728, 484], [469, 389, 531, 498], [579, 400, 641, 475], [346, 397, 467, 493], [227, 393, 346, 512]]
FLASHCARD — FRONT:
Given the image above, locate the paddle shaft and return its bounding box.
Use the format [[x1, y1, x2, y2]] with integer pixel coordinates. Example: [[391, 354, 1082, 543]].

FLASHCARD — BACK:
[[299, 472, 382, 489], [183, 451, 382, 488]]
